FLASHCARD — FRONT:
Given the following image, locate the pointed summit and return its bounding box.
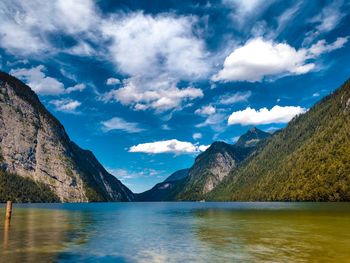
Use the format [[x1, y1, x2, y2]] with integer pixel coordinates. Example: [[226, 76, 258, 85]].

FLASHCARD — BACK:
[[235, 127, 271, 147]]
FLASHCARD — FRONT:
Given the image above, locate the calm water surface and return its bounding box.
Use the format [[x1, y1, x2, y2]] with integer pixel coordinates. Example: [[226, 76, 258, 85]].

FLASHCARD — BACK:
[[0, 202, 350, 263]]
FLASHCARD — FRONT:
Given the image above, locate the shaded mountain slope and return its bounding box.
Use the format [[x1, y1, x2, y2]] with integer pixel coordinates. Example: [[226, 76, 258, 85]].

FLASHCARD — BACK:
[[0, 71, 133, 202], [136, 169, 189, 201], [210, 79, 350, 201], [175, 128, 271, 201]]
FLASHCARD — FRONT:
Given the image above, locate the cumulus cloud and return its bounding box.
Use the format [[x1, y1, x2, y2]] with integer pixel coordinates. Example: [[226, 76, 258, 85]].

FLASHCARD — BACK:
[[106, 78, 121, 85], [195, 105, 216, 116], [99, 12, 210, 112], [49, 98, 81, 113], [0, 0, 98, 55], [129, 139, 209, 154], [101, 117, 144, 133], [1, 3, 210, 112], [228, 105, 306, 126], [10, 65, 65, 95], [10, 65, 86, 95], [218, 91, 252, 105], [101, 12, 209, 79], [192, 133, 202, 140], [213, 37, 348, 82], [101, 76, 203, 112]]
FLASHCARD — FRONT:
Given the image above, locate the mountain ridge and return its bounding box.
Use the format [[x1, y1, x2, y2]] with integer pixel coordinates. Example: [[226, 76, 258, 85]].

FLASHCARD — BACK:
[[209, 79, 350, 201], [0, 71, 133, 202]]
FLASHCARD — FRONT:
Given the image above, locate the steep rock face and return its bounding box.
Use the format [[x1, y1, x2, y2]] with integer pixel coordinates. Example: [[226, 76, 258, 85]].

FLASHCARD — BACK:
[[177, 142, 254, 200], [210, 79, 350, 201], [175, 128, 271, 200], [0, 71, 133, 202]]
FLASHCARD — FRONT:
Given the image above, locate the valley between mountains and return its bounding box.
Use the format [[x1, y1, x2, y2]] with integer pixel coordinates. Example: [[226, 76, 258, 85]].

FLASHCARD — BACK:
[[1, 71, 349, 202]]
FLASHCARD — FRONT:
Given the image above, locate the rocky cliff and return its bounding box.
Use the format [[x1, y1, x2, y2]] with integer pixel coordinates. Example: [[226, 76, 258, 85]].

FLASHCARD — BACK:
[[0, 71, 133, 202]]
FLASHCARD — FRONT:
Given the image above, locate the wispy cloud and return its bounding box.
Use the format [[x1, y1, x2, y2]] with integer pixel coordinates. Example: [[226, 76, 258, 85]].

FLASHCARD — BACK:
[[101, 117, 145, 133], [107, 168, 162, 180], [195, 105, 216, 116], [49, 98, 81, 113], [218, 91, 252, 105], [305, 0, 347, 43], [10, 65, 86, 95]]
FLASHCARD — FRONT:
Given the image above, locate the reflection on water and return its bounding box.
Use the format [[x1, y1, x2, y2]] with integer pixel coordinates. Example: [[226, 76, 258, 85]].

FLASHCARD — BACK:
[[194, 208, 350, 262], [0, 202, 350, 263], [0, 207, 93, 262]]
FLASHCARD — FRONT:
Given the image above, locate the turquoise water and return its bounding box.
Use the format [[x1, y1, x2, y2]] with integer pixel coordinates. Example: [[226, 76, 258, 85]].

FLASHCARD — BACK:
[[1, 202, 350, 262]]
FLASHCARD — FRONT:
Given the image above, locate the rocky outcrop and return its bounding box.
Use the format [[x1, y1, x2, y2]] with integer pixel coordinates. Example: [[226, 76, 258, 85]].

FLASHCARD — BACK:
[[175, 128, 271, 200], [236, 127, 271, 147], [0, 71, 133, 202]]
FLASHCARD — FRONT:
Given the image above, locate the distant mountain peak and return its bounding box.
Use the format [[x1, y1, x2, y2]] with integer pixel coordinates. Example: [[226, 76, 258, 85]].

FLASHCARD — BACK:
[[235, 127, 271, 147], [249, 127, 258, 132]]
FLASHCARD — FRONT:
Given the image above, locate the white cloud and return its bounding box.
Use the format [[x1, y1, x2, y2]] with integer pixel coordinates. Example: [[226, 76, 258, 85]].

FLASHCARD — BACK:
[[1, 3, 210, 113], [66, 41, 95, 56], [193, 133, 202, 140], [218, 91, 252, 105], [161, 124, 171, 130], [306, 0, 346, 43], [99, 12, 210, 112], [107, 168, 161, 180], [101, 117, 144, 133], [198, 145, 210, 152], [129, 139, 209, 154], [66, 83, 86, 93], [223, 0, 276, 28], [196, 113, 227, 132], [10, 65, 65, 95], [309, 37, 348, 56], [0, 0, 98, 55], [49, 98, 81, 113], [228, 105, 306, 126], [10, 65, 86, 95], [212, 37, 348, 82], [101, 76, 203, 112], [106, 78, 121, 85], [195, 105, 216, 116], [101, 12, 209, 79]]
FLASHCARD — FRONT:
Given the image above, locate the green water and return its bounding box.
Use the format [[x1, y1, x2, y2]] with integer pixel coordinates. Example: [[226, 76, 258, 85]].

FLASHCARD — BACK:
[[0, 202, 350, 262]]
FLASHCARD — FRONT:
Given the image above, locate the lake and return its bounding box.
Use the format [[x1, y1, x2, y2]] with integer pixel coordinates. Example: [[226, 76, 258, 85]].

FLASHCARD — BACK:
[[1, 202, 350, 262]]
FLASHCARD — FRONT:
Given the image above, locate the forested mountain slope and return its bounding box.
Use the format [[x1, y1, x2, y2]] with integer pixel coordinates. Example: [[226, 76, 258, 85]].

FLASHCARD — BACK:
[[210, 80, 350, 201]]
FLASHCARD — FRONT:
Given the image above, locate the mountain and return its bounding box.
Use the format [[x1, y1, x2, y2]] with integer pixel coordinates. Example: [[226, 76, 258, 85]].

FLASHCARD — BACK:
[[163, 168, 189, 182], [236, 127, 271, 147], [175, 129, 271, 201], [135, 169, 189, 201], [210, 79, 350, 201], [0, 71, 133, 202]]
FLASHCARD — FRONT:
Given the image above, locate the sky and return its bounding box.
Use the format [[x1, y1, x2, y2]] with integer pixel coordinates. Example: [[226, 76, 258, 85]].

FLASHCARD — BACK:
[[0, 0, 349, 193]]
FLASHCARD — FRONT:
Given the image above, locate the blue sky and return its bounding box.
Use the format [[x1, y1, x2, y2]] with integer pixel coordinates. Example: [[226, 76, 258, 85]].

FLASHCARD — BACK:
[[0, 0, 349, 193]]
